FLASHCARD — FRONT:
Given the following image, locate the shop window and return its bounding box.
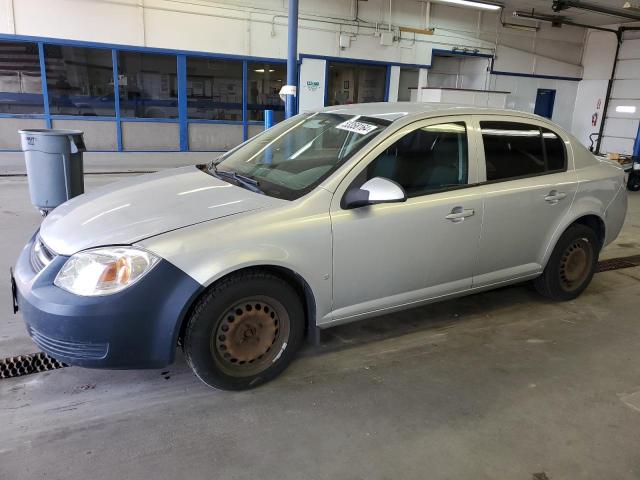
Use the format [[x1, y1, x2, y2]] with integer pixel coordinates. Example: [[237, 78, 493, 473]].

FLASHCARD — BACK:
[[186, 57, 242, 121], [247, 62, 285, 122], [117, 52, 178, 119], [327, 62, 386, 106], [45, 45, 114, 116], [0, 41, 43, 114]]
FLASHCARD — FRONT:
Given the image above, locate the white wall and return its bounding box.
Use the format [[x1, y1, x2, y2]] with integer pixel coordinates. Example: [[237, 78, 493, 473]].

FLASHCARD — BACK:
[[489, 74, 579, 132], [571, 27, 640, 154], [0, 0, 586, 76], [0, 0, 592, 143], [429, 55, 490, 90]]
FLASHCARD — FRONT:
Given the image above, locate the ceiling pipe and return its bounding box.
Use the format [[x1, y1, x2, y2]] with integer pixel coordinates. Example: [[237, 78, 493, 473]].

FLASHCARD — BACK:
[[552, 0, 640, 22], [512, 10, 619, 33]]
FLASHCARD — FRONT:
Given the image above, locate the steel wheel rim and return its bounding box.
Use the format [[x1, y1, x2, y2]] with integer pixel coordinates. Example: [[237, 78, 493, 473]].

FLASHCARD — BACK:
[[211, 296, 290, 377], [559, 238, 593, 292]]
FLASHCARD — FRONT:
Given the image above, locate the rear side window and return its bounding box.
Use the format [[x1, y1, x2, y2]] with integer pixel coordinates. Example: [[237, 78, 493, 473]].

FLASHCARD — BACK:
[[480, 121, 566, 182], [542, 128, 566, 172]]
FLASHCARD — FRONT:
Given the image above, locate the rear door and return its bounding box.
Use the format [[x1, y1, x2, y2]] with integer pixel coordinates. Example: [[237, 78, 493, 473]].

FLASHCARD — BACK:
[[471, 116, 579, 286]]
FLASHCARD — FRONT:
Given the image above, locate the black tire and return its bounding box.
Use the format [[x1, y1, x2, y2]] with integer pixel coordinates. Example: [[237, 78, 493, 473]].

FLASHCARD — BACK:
[[534, 224, 599, 301], [183, 270, 304, 390], [627, 173, 640, 192]]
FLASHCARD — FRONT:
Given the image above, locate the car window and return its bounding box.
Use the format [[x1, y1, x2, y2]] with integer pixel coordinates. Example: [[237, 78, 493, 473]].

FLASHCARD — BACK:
[[212, 113, 390, 200], [353, 122, 468, 198], [480, 121, 566, 182], [542, 127, 566, 171]]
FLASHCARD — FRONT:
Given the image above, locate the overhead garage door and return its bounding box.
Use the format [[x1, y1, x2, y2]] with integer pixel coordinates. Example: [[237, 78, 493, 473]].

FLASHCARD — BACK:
[[601, 31, 640, 156]]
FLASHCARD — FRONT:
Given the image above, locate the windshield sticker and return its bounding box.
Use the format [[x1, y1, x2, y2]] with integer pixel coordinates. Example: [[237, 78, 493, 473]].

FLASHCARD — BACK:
[[335, 120, 378, 135]]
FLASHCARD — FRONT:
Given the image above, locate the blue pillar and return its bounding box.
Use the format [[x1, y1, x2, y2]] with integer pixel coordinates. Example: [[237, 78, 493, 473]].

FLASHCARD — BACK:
[[112, 49, 123, 152], [242, 60, 248, 141], [177, 55, 188, 152], [285, 0, 299, 119], [37, 42, 51, 129], [264, 109, 274, 130]]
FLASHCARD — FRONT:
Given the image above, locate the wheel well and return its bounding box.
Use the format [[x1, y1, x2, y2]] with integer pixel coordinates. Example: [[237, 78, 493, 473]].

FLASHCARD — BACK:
[[176, 265, 315, 347], [572, 215, 605, 249]]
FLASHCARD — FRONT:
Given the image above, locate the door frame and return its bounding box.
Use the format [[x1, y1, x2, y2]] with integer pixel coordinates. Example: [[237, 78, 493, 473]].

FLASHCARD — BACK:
[[330, 114, 481, 202], [534, 88, 557, 120], [326, 115, 484, 324], [469, 113, 577, 182]]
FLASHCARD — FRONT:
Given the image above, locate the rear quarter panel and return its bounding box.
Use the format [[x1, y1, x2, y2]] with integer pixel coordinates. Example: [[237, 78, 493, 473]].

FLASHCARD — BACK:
[[540, 149, 626, 266]]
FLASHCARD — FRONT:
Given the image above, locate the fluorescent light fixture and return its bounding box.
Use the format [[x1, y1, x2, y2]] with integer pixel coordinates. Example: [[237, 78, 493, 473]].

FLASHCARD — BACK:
[[253, 68, 275, 73], [434, 0, 502, 10], [616, 105, 637, 113], [502, 22, 539, 32]]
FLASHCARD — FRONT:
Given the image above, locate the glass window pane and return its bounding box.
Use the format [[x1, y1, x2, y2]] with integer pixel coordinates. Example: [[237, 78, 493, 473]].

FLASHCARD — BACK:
[[247, 62, 285, 122], [480, 121, 545, 181], [45, 45, 114, 116], [215, 113, 389, 200], [118, 52, 178, 119], [186, 57, 242, 121], [0, 41, 43, 114], [327, 62, 386, 106], [542, 127, 566, 171], [364, 122, 468, 198]]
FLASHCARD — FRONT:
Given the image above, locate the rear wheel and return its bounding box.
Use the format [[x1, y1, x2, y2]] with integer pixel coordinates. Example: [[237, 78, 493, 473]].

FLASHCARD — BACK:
[[627, 173, 640, 192], [183, 271, 304, 390], [534, 224, 599, 301]]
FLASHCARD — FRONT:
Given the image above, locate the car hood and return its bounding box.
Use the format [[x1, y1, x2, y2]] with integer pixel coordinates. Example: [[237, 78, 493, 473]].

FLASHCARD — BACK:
[[40, 165, 284, 256]]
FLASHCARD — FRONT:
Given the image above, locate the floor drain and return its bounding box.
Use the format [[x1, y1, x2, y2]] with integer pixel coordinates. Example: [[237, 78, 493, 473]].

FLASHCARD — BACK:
[[0, 352, 67, 379], [596, 255, 640, 273]]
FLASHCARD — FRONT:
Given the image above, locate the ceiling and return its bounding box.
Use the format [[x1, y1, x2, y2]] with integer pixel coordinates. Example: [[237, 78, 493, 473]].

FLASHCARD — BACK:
[[500, 0, 640, 25]]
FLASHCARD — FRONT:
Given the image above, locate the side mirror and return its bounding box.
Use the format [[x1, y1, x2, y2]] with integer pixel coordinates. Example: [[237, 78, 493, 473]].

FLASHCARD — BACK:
[[343, 177, 407, 209]]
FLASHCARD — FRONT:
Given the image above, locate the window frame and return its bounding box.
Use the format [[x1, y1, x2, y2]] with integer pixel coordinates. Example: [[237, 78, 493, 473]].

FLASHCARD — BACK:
[[336, 115, 480, 209], [44, 44, 116, 117], [326, 61, 388, 106], [471, 115, 570, 185]]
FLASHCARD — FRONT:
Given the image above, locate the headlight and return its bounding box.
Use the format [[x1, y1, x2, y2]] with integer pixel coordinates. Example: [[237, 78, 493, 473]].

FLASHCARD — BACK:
[[54, 247, 160, 296]]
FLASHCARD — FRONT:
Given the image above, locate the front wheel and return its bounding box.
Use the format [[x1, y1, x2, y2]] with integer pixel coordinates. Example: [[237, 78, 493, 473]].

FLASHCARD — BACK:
[[183, 271, 304, 390], [534, 224, 599, 301]]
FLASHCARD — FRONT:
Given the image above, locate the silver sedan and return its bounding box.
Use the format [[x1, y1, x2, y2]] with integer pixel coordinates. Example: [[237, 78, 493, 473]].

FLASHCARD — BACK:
[[13, 103, 627, 390]]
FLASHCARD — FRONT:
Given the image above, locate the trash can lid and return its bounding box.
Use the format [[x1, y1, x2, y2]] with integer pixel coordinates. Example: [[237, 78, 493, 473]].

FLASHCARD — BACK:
[[19, 129, 83, 136]]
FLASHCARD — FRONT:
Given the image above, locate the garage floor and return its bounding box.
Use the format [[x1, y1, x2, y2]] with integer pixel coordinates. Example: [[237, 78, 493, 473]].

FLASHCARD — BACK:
[[1, 174, 640, 480]]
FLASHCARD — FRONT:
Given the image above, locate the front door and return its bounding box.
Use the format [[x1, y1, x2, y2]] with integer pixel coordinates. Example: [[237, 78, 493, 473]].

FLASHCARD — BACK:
[[329, 117, 483, 322]]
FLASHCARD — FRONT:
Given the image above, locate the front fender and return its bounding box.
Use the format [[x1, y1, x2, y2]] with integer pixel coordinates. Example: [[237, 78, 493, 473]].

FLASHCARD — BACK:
[[138, 189, 334, 326]]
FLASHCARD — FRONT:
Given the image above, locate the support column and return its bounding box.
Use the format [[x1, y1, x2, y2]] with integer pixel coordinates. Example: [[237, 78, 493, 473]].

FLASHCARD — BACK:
[[285, 0, 299, 119]]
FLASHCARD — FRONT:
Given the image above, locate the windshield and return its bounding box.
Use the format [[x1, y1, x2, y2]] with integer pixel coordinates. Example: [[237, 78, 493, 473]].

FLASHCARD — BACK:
[[210, 112, 390, 200]]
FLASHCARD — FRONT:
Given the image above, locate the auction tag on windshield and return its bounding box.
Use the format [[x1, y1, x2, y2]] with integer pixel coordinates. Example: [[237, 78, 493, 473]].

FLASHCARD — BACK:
[[335, 120, 378, 135]]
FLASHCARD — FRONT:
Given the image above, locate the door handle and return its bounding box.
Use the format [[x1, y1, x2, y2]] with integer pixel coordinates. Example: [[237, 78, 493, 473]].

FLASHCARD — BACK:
[[445, 207, 475, 223], [544, 190, 567, 204]]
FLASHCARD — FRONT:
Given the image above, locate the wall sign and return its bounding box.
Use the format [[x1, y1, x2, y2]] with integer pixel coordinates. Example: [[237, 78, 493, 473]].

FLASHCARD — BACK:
[[306, 80, 320, 92]]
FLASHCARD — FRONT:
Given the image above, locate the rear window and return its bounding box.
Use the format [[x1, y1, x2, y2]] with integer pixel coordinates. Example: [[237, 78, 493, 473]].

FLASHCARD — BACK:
[[480, 121, 566, 182]]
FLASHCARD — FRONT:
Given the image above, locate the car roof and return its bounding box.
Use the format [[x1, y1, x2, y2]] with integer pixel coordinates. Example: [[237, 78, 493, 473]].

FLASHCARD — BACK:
[[318, 102, 547, 123]]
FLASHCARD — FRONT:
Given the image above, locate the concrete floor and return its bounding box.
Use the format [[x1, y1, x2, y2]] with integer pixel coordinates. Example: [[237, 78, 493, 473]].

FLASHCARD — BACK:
[[1, 172, 640, 480]]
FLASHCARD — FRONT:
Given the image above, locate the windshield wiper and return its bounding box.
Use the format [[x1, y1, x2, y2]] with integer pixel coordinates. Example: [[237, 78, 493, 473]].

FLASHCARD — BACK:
[[211, 163, 263, 194]]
